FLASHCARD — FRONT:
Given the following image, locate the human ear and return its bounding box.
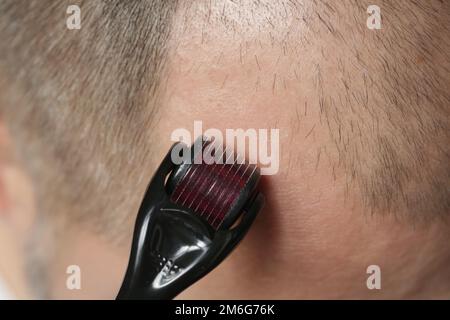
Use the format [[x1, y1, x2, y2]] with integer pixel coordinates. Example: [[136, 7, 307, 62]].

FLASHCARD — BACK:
[[0, 120, 35, 235]]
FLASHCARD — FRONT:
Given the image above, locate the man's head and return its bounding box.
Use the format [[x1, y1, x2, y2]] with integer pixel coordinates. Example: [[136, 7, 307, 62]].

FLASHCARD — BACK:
[[0, 0, 449, 299]]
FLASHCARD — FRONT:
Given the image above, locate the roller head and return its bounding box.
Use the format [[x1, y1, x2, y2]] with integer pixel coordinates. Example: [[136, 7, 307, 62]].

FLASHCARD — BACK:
[[117, 138, 264, 299], [167, 138, 261, 230]]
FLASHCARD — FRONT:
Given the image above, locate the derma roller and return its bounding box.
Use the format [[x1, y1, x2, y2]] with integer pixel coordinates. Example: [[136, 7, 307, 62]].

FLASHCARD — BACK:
[[117, 137, 264, 299]]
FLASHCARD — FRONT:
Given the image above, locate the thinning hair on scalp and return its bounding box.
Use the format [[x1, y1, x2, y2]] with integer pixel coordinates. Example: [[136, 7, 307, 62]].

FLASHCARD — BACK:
[[196, 0, 449, 220], [306, 0, 450, 220], [0, 0, 179, 239], [300, 0, 450, 220], [174, 0, 450, 220], [0, 0, 449, 235]]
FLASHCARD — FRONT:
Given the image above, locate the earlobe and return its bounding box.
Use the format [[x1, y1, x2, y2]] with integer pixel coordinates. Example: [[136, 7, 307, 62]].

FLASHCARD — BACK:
[[0, 120, 35, 234], [0, 171, 10, 218], [0, 120, 12, 220]]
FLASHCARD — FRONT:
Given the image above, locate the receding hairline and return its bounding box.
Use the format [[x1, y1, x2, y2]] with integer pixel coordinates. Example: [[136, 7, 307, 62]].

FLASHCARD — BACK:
[[174, 0, 450, 220]]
